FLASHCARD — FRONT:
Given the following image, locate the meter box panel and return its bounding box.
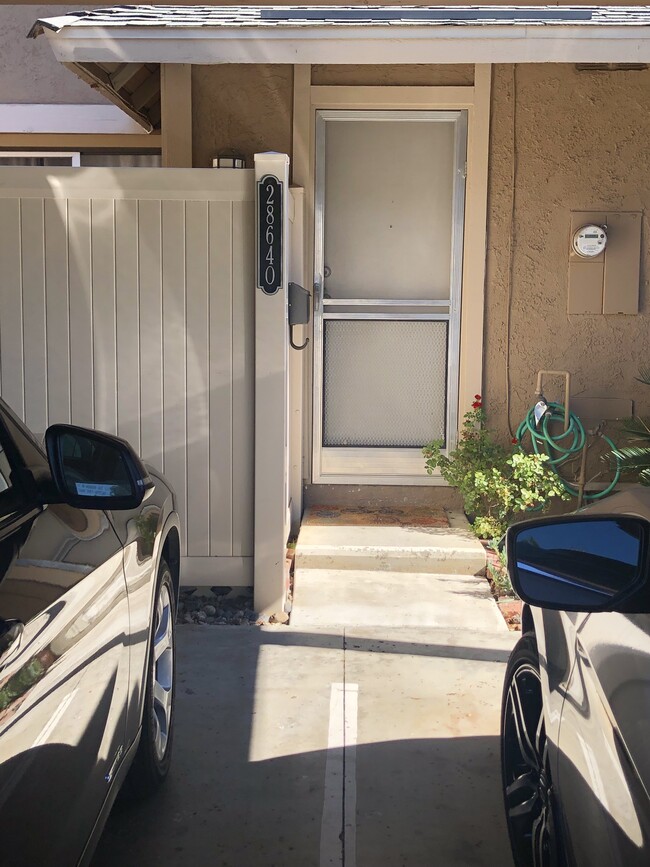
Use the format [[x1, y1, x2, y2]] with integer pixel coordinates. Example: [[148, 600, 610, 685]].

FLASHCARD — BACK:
[[568, 211, 606, 314], [603, 212, 641, 314], [569, 262, 604, 314], [568, 210, 641, 315]]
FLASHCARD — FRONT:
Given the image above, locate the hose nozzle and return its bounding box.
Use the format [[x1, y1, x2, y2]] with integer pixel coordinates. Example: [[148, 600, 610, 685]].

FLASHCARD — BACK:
[[533, 396, 549, 428]]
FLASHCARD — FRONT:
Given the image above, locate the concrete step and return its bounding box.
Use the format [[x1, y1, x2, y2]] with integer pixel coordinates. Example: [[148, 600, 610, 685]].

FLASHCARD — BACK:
[[295, 511, 486, 576], [290, 568, 509, 632]]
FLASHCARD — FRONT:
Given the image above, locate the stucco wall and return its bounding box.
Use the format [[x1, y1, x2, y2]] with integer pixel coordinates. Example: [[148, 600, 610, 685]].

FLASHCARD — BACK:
[[484, 63, 650, 441], [192, 65, 293, 168], [192, 64, 474, 167], [0, 5, 107, 104], [311, 64, 473, 86]]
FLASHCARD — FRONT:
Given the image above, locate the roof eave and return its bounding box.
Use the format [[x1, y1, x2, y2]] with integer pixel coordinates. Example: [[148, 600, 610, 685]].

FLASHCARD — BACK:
[[63, 62, 155, 132], [38, 23, 650, 65]]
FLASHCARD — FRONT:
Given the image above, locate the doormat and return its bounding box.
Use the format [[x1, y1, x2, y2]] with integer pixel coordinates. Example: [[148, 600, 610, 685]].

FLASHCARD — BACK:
[[303, 505, 449, 528]]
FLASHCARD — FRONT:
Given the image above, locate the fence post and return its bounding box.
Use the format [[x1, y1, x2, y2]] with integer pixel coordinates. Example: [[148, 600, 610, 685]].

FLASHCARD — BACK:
[[253, 152, 290, 617]]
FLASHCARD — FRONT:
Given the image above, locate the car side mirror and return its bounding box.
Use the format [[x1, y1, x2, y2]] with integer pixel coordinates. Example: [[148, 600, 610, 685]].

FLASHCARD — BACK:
[[506, 515, 650, 613], [45, 424, 153, 511]]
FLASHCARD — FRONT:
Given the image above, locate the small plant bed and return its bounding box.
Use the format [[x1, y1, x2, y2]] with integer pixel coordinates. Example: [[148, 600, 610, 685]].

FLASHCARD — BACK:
[[177, 587, 260, 626], [303, 505, 449, 528], [285, 540, 297, 622], [423, 394, 568, 632], [482, 541, 522, 631], [424, 395, 568, 541]]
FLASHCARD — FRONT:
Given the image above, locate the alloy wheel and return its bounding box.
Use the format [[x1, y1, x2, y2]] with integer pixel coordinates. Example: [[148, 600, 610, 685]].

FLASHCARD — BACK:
[[503, 662, 558, 867], [151, 582, 174, 762]]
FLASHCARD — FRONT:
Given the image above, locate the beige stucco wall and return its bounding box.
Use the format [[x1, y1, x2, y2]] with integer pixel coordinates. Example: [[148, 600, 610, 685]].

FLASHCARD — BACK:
[[192, 64, 473, 167], [0, 5, 108, 104], [484, 63, 650, 442], [311, 64, 474, 86], [192, 65, 293, 168]]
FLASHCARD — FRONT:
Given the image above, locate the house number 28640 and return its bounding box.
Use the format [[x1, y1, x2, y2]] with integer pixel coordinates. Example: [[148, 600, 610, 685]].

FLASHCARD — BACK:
[[257, 174, 283, 295]]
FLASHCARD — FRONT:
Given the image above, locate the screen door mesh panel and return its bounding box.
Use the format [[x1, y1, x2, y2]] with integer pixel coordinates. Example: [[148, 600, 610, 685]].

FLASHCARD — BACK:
[[323, 320, 448, 448]]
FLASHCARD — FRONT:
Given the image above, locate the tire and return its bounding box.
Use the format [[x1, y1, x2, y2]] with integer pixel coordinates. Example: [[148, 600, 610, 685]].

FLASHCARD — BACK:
[[126, 560, 176, 798], [501, 633, 564, 867]]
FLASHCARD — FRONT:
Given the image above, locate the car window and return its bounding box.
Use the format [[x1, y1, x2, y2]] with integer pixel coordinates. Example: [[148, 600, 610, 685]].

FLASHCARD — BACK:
[[0, 401, 48, 523], [0, 441, 12, 493], [0, 402, 48, 472], [0, 427, 27, 523]]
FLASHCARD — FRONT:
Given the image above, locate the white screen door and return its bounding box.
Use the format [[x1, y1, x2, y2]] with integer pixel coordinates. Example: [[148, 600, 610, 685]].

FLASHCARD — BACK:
[[312, 110, 467, 483]]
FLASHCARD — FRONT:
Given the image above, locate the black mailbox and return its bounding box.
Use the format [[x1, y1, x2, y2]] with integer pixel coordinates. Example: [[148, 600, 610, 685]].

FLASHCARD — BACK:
[[288, 282, 311, 350]]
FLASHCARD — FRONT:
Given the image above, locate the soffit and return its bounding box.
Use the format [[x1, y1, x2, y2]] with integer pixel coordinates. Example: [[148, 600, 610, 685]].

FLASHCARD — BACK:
[[57, 61, 160, 132]]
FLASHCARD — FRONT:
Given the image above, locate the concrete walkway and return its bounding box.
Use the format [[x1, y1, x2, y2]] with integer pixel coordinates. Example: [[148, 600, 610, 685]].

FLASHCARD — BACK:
[[291, 509, 507, 632], [92, 624, 516, 867]]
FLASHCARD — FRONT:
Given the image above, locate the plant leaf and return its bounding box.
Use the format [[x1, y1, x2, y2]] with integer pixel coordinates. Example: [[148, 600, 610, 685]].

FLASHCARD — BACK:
[[609, 446, 650, 472], [635, 365, 650, 387]]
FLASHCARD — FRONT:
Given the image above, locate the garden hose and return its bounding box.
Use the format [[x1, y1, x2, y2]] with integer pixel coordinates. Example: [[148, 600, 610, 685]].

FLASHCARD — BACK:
[[515, 401, 621, 501]]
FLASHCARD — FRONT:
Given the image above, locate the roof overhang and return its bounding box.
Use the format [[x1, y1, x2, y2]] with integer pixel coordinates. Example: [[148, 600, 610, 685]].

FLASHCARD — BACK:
[[29, 6, 650, 129], [30, 6, 650, 65]]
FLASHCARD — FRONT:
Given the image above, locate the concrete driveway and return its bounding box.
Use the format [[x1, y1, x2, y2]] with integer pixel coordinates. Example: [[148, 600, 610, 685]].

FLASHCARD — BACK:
[[92, 623, 516, 867]]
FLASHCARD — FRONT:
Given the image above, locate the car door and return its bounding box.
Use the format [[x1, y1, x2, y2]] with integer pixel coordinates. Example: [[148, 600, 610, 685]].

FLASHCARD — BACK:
[[555, 611, 650, 866], [0, 403, 131, 867]]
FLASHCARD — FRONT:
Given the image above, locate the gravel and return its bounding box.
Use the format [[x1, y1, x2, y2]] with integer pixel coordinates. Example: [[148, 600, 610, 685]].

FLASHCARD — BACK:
[[177, 588, 261, 626]]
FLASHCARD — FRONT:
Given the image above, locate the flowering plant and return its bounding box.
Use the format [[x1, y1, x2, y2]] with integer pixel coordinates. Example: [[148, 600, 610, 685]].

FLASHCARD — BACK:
[[423, 396, 568, 539]]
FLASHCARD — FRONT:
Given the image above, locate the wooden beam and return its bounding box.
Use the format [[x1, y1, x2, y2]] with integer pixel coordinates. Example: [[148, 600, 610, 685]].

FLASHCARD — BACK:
[[0, 104, 145, 135], [131, 71, 160, 111], [110, 63, 145, 92], [291, 64, 311, 188], [0, 132, 161, 149], [291, 65, 312, 488], [310, 85, 476, 109], [161, 64, 192, 168], [458, 63, 491, 419], [64, 62, 154, 132]]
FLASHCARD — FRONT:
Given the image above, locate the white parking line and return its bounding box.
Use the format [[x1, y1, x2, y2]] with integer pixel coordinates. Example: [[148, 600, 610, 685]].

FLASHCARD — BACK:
[[343, 683, 358, 867], [321, 682, 359, 867]]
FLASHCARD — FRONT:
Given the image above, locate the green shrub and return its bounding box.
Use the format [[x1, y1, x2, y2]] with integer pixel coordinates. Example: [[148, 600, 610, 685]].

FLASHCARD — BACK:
[[486, 542, 516, 598], [608, 367, 650, 485], [423, 396, 568, 538]]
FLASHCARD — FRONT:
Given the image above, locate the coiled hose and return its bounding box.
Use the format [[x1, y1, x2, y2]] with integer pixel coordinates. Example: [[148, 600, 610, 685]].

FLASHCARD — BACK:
[[515, 401, 621, 501]]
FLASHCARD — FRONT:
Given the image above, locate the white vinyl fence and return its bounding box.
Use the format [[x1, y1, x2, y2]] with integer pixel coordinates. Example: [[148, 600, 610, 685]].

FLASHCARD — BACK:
[[0, 167, 255, 585]]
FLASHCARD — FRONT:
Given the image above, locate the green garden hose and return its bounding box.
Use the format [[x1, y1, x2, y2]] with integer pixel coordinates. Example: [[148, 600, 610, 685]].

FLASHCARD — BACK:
[[515, 402, 621, 501]]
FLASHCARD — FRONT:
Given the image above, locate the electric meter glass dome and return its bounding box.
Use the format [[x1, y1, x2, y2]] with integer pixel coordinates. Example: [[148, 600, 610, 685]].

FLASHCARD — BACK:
[[573, 224, 607, 258]]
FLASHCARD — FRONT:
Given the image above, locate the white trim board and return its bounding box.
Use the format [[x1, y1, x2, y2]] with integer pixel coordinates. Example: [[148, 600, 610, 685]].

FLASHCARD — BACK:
[[42, 25, 650, 65], [181, 557, 253, 586], [0, 104, 147, 135]]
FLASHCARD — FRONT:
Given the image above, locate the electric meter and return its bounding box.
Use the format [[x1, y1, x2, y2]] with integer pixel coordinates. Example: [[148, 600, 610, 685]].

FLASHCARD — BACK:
[[572, 224, 607, 258]]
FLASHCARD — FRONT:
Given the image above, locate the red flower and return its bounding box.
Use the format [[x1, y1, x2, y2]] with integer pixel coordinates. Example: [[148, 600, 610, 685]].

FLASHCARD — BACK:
[[512, 438, 518, 444], [474, 394, 482, 400], [472, 400, 482, 409]]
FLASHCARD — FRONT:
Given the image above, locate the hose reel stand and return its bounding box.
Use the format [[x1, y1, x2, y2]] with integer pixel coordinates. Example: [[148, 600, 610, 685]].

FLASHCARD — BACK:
[[517, 370, 620, 508]]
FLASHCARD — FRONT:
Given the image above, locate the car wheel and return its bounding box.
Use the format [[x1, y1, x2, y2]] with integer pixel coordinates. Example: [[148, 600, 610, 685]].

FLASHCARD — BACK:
[[126, 560, 176, 798], [501, 632, 563, 867]]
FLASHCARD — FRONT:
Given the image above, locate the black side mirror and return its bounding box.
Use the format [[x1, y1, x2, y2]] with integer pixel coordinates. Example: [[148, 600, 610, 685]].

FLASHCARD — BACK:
[[45, 424, 152, 511], [506, 515, 650, 613]]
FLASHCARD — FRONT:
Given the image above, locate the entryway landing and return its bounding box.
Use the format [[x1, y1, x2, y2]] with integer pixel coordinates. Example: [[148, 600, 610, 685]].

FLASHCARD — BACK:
[[291, 507, 507, 632]]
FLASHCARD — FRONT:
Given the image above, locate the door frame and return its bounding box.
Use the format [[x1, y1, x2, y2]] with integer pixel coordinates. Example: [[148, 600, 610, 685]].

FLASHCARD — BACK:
[[290, 69, 492, 487], [312, 108, 467, 484]]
